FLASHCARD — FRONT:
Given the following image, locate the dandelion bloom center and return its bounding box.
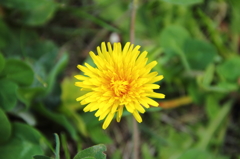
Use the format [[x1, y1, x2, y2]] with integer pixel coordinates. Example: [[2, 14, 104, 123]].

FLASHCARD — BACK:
[[111, 79, 128, 97], [75, 42, 165, 129]]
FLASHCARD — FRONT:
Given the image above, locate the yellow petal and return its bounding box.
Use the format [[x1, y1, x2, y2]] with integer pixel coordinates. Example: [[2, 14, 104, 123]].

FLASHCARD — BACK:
[[125, 104, 134, 113], [144, 84, 160, 89], [147, 92, 165, 99], [143, 97, 159, 107], [133, 110, 142, 123], [138, 98, 150, 108], [116, 106, 123, 122], [99, 109, 110, 121], [102, 112, 115, 129], [148, 75, 164, 84]]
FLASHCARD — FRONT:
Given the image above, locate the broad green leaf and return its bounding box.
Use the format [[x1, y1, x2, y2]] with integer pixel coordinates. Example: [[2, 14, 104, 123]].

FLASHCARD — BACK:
[[1, 29, 38, 58], [0, 108, 11, 143], [160, 25, 191, 72], [73, 144, 107, 159], [160, 25, 190, 51], [0, 53, 5, 73], [33, 155, 54, 159], [0, 0, 58, 26], [30, 41, 59, 70], [216, 56, 240, 82], [0, 79, 18, 111], [184, 39, 217, 70], [2, 59, 34, 86], [0, 122, 43, 159], [34, 104, 78, 140], [161, 0, 203, 5]]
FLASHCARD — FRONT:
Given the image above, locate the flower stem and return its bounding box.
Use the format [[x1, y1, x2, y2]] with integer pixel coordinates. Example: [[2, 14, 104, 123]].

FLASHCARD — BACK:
[[130, 0, 139, 159], [130, 0, 137, 43], [133, 116, 139, 159]]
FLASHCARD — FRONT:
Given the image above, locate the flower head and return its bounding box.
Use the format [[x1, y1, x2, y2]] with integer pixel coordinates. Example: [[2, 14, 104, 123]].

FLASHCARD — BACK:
[[75, 42, 165, 129]]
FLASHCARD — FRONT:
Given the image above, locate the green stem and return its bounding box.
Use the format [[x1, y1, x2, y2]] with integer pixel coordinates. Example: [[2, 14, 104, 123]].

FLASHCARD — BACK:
[[130, 0, 139, 159]]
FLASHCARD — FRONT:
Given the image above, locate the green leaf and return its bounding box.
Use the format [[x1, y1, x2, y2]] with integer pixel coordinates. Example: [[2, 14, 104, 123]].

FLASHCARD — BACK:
[[202, 64, 215, 86], [0, 0, 58, 26], [54, 134, 60, 159], [0, 20, 12, 49], [160, 25, 191, 72], [160, 25, 190, 51], [34, 104, 78, 140], [0, 122, 43, 159], [187, 81, 204, 104], [45, 53, 68, 96], [61, 77, 84, 110], [205, 95, 220, 120], [177, 148, 228, 159], [177, 149, 213, 159], [210, 82, 238, 93], [184, 39, 217, 70], [161, 0, 203, 5], [17, 87, 46, 108], [33, 155, 54, 159], [197, 100, 233, 149], [0, 53, 5, 73], [2, 59, 34, 86], [230, 0, 240, 33], [216, 56, 240, 82], [0, 79, 18, 111], [60, 133, 71, 159], [0, 108, 11, 143], [73, 144, 107, 159]]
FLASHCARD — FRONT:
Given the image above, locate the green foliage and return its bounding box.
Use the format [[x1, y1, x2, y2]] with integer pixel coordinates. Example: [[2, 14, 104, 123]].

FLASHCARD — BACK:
[[0, 0, 239, 158], [161, 0, 203, 5], [73, 144, 107, 159], [0, 108, 11, 143], [177, 149, 227, 159], [33, 155, 54, 159], [34, 104, 78, 140], [184, 39, 217, 70], [0, 79, 18, 111], [216, 56, 240, 82], [0, 122, 43, 159], [1, 59, 34, 86], [0, 0, 58, 26], [0, 53, 5, 72], [54, 134, 60, 159]]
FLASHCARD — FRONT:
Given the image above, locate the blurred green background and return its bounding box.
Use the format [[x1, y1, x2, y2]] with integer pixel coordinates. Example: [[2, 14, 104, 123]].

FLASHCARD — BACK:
[[0, 0, 240, 159]]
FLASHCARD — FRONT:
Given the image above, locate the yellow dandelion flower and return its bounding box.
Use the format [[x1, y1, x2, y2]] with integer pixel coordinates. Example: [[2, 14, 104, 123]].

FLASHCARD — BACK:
[[75, 42, 165, 129]]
